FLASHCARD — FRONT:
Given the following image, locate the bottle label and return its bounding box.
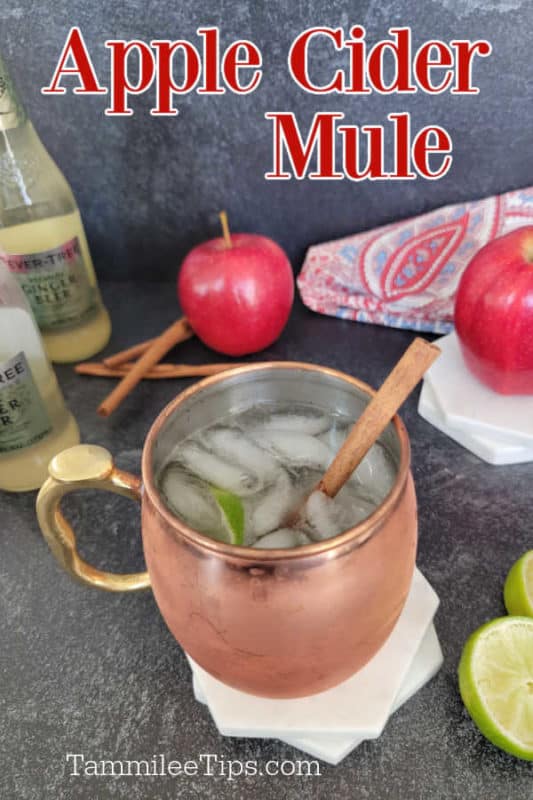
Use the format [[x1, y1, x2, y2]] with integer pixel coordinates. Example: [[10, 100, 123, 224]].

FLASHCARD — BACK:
[[0, 352, 52, 453], [1, 237, 99, 331], [0, 55, 26, 131]]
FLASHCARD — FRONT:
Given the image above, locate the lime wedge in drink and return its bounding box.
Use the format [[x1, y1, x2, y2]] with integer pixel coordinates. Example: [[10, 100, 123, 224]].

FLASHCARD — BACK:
[[504, 550, 533, 617], [458, 616, 533, 760], [209, 487, 245, 545]]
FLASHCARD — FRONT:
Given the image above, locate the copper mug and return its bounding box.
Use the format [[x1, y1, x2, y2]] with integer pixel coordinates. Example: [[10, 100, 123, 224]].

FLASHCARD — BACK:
[[36, 362, 417, 698]]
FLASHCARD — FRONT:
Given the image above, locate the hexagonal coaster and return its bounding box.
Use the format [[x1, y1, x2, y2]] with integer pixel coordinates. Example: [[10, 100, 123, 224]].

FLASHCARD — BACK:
[[193, 623, 443, 765], [187, 568, 439, 741], [425, 332, 533, 445], [418, 380, 533, 465]]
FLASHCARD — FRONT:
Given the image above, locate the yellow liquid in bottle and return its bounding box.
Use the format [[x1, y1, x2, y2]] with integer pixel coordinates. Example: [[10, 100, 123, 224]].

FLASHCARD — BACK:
[[0, 307, 79, 491], [0, 54, 111, 363], [0, 210, 111, 363]]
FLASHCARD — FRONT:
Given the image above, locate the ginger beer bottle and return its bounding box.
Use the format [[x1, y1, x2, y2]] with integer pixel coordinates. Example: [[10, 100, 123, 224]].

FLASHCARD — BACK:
[[0, 52, 111, 363], [0, 261, 79, 491]]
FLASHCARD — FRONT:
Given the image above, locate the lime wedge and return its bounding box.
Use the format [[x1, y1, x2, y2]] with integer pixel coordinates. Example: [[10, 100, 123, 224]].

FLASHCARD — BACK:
[[209, 487, 245, 545], [458, 616, 533, 760], [504, 550, 533, 617]]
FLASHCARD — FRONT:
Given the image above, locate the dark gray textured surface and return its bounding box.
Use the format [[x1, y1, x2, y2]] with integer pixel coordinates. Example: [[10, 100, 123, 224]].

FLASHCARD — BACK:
[[2, 1, 533, 279], [1, 281, 532, 799]]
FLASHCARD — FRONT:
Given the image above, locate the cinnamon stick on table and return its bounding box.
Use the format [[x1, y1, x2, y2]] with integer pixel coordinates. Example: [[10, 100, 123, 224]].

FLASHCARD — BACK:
[[97, 317, 195, 417], [77, 362, 247, 379], [102, 338, 156, 367], [102, 317, 193, 367]]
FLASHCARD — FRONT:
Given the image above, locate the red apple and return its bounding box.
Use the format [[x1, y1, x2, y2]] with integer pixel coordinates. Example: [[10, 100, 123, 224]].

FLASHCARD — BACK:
[[455, 226, 533, 394], [178, 233, 294, 356]]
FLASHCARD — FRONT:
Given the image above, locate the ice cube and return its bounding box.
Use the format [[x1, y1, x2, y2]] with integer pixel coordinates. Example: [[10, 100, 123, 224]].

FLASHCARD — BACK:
[[336, 484, 380, 524], [254, 411, 331, 436], [319, 425, 349, 452], [253, 528, 312, 549], [304, 490, 344, 540], [178, 442, 260, 496], [250, 430, 333, 471], [158, 464, 219, 531], [353, 441, 395, 499], [204, 427, 279, 484], [248, 470, 296, 539], [304, 489, 377, 541]]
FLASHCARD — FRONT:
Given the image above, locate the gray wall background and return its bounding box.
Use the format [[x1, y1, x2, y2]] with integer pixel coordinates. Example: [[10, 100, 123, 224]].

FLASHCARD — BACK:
[[2, 0, 533, 280]]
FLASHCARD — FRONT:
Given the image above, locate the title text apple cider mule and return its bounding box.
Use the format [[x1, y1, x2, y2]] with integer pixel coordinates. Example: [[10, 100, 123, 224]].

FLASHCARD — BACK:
[[36, 362, 417, 698]]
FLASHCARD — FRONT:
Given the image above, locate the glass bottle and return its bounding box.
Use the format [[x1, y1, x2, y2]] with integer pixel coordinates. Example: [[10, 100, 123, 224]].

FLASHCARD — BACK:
[[0, 51, 111, 363], [0, 261, 79, 491]]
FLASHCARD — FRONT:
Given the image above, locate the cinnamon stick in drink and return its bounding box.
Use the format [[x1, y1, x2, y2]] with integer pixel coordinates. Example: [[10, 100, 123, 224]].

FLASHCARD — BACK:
[[284, 337, 440, 527], [319, 338, 440, 499]]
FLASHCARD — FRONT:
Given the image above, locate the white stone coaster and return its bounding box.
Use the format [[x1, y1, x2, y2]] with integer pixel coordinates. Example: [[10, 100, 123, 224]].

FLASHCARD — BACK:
[[193, 623, 442, 765], [419, 380, 533, 465], [424, 332, 533, 447], [187, 569, 439, 747]]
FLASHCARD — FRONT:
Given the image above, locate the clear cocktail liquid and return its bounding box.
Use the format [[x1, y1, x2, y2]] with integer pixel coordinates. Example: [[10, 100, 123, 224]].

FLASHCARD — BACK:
[[157, 402, 397, 549]]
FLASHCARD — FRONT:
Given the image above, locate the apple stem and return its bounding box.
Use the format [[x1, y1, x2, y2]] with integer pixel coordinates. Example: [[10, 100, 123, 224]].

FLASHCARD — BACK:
[[219, 210, 232, 248]]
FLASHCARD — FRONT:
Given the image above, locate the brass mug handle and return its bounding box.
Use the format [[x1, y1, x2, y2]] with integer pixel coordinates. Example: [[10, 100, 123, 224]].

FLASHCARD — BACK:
[[36, 444, 150, 592]]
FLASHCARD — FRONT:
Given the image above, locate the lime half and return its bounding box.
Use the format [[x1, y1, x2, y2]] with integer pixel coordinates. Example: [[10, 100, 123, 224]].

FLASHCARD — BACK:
[[504, 551, 533, 617], [458, 616, 533, 760], [209, 487, 245, 545]]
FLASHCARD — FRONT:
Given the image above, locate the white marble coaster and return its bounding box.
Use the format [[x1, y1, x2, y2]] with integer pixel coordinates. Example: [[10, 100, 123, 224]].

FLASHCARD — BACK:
[[424, 332, 533, 446], [419, 380, 533, 465], [193, 623, 443, 765], [187, 568, 438, 741]]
